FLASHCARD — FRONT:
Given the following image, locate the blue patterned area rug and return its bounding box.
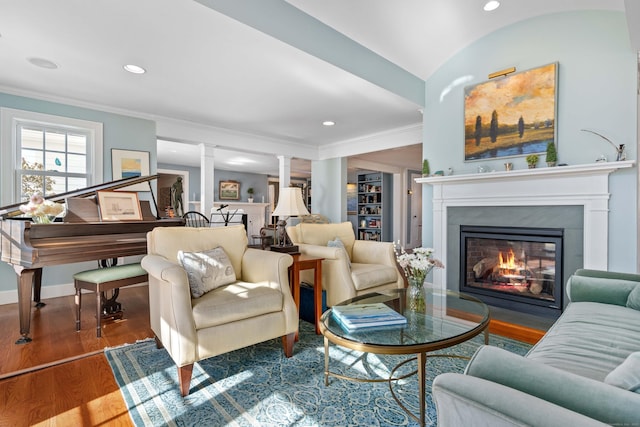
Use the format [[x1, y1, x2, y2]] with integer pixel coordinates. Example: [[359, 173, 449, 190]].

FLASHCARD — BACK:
[[106, 321, 530, 427]]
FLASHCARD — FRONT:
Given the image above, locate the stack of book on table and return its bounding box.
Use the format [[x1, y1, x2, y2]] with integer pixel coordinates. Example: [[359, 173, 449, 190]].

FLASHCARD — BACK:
[[332, 303, 407, 330]]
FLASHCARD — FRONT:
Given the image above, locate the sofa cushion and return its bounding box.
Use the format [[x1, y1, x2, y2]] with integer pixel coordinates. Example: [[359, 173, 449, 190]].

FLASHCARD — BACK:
[[191, 281, 284, 329], [526, 302, 640, 381], [626, 285, 640, 310], [178, 247, 236, 298], [351, 263, 399, 291], [604, 352, 640, 393]]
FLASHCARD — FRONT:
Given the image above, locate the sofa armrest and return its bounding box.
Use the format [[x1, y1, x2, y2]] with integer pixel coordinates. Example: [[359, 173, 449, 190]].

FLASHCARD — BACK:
[[433, 373, 609, 427], [566, 271, 640, 306], [464, 345, 640, 425], [351, 240, 396, 266]]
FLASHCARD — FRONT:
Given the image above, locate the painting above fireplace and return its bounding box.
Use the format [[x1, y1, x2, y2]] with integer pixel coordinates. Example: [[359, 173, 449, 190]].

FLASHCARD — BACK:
[[460, 225, 563, 318]]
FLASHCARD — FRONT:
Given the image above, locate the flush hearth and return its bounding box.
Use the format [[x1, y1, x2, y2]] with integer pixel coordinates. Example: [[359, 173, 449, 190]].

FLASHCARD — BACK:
[[460, 225, 563, 318]]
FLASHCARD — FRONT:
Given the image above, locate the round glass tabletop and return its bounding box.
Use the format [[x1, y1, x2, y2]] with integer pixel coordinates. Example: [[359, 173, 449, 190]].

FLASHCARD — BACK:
[[320, 287, 490, 353]]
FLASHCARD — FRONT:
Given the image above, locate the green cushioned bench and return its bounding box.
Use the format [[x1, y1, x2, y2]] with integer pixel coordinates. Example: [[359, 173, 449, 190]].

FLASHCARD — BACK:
[[74, 263, 148, 337]]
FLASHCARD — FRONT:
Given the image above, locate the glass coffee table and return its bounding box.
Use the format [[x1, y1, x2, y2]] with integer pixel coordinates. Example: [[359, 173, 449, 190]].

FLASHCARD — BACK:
[[319, 287, 490, 427]]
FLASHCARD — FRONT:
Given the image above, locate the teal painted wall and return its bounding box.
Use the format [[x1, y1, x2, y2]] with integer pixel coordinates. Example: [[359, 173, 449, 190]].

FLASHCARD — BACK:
[[422, 11, 637, 272], [0, 93, 157, 294]]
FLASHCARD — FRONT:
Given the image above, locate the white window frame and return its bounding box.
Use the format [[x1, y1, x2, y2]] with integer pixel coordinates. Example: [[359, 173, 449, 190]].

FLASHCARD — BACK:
[[0, 108, 103, 205]]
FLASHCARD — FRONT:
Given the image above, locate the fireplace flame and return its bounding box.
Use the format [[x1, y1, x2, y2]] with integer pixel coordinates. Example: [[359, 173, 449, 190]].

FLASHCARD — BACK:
[[499, 249, 517, 269]]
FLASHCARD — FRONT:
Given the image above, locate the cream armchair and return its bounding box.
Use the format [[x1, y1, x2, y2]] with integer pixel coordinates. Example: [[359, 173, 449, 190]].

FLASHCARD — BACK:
[[141, 225, 297, 396], [287, 222, 403, 306]]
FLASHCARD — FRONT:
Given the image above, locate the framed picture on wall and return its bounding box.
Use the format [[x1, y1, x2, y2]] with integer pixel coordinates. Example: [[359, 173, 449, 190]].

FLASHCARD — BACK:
[[219, 180, 240, 200], [111, 149, 151, 191], [463, 62, 557, 162]]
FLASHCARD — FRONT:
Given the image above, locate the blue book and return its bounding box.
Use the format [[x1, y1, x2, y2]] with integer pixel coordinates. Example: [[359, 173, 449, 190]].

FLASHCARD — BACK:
[[332, 303, 406, 330]]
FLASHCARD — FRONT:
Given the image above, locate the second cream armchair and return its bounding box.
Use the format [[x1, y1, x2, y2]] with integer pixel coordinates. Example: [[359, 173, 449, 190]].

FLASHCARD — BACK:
[[287, 222, 403, 306]]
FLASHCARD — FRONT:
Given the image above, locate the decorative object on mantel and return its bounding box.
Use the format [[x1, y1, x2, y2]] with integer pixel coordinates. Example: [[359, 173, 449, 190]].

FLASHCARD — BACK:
[[422, 159, 430, 177], [526, 154, 539, 169], [394, 243, 444, 313], [504, 162, 513, 171], [581, 129, 627, 161], [464, 62, 557, 161], [246, 187, 254, 203], [19, 193, 64, 223], [546, 141, 558, 167]]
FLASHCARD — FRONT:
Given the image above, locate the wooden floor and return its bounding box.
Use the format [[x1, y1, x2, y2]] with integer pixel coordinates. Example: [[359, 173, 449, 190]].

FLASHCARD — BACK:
[[0, 285, 545, 427], [0, 286, 151, 427]]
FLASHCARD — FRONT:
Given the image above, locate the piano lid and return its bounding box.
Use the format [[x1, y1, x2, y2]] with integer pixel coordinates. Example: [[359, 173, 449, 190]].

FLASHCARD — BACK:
[[0, 174, 158, 219]]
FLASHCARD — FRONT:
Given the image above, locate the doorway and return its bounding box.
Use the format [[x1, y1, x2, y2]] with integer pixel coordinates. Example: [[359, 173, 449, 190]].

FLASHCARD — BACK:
[[157, 169, 190, 217]]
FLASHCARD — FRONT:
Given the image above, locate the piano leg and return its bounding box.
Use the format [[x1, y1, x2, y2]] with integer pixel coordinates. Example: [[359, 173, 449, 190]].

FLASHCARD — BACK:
[[14, 266, 42, 344], [34, 268, 45, 308]]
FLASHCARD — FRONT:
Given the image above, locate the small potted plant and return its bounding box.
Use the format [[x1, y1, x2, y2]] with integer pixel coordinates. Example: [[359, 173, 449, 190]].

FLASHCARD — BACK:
[[247, 187, 254, 203], [546, 141, 557, 167], [422, 159, 430, 177], [526, 154, 539, 169]]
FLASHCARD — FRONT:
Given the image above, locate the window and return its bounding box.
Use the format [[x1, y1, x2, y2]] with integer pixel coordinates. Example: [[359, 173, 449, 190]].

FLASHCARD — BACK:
[[0, 108, 103, 205]]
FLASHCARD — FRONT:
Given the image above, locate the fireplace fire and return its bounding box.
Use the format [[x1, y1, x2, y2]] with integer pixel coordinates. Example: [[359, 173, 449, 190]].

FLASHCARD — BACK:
[[460, 226, 563, 318]]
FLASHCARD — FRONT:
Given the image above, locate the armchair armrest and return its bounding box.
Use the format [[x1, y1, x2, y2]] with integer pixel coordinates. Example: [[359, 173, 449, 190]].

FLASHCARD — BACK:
[[141, 254, 197, 365], [352, 240, 396, 266], [241, 248, 293, 294], [463, 345, 640, 425], [296, 243, 345, 260], [566, 271, 640, 306]]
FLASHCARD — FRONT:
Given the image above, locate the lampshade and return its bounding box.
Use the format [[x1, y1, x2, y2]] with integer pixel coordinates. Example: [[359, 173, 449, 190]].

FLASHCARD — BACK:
[[272, 187, 310, 217]]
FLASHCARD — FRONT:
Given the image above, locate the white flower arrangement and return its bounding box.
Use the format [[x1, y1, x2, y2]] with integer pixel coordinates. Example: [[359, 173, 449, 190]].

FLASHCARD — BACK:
[[394, 242, 444, 286], [19, 193, 64, 222]]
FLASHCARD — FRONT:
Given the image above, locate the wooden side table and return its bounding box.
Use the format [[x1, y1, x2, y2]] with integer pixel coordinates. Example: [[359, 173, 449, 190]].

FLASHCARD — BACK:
[[289, 253, 324, 335]]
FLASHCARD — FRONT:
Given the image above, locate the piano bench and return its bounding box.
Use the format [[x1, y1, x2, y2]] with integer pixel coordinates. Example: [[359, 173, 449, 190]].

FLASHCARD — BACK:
[[74, 263, 148, 338]]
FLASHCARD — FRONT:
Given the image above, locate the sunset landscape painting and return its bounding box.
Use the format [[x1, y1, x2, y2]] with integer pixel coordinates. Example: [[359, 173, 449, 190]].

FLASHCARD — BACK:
[[464, 62, 557, 161]]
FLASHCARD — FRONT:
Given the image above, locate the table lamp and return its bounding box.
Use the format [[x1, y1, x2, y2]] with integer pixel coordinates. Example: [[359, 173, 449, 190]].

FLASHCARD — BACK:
[[271, 187, 309, 253]]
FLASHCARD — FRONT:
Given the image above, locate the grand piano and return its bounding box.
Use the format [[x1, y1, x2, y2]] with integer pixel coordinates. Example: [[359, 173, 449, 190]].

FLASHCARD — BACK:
[[0, 175, 184, 344]]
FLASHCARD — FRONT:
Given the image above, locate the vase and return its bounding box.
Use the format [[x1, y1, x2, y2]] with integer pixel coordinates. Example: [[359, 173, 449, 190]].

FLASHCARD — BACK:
[[32, 215, 53, 224], [407, 277, 426, 313]]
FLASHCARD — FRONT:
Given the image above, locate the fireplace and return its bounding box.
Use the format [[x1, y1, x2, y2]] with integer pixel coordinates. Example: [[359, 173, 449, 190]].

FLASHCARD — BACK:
[[460, 225, 563, 318]]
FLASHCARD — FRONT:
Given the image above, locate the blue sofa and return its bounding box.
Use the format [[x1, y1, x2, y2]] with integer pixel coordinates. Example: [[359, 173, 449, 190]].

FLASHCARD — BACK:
[[432, 269, 640, 426]]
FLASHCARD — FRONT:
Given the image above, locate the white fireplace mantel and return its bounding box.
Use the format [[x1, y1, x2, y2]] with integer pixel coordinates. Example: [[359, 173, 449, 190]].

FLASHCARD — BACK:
[[416, 161, 635, 290]]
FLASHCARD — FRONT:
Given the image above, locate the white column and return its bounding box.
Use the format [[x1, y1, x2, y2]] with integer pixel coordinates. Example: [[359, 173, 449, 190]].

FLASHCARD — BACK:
[[277, 155, 292, 188], [200, 144, 215, 216]]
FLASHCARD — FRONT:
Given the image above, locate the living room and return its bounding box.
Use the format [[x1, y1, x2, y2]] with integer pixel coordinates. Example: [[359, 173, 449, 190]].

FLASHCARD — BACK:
[[0, 1, 639, 426]]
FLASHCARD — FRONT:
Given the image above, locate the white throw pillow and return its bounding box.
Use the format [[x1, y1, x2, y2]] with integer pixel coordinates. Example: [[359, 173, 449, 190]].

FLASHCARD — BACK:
[[604, 352, 640, 393], [178, 247, 236, 298]]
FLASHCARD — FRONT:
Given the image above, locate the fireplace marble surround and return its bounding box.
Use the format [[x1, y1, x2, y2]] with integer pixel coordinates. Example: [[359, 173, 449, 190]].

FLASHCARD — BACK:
[[416, 161, 635, 295]]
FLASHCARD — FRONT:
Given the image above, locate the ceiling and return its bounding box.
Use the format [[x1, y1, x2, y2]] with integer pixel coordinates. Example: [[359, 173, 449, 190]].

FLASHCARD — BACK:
[[0, 0, 635, 177]]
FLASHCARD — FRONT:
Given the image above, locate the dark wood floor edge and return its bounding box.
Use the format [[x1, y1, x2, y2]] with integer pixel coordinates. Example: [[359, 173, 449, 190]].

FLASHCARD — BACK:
[[488, 318, 546, 345], [0, 348, 105, 381]]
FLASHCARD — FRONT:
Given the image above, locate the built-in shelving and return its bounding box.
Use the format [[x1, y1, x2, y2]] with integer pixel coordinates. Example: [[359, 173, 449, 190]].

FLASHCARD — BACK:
[[356, 171, 392, 241]]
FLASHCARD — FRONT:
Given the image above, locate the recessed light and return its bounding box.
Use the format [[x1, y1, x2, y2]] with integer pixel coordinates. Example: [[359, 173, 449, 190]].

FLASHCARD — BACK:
[[27, 57, 59, 70], [483, 1, 500, 11], [322, 121, 335, 126], [123, 64, 146, 74]]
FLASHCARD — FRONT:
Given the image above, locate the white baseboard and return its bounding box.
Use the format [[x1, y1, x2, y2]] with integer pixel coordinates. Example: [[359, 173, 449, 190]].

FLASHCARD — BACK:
[[0, 282, 147, 306]]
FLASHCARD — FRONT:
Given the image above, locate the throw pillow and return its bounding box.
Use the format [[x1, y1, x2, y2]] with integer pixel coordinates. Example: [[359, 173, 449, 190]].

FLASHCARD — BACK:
[[626, 285, 640, 311], [328, 237, 351, 269], [178, 247, 236, 298], [604, 352, 640, 393]]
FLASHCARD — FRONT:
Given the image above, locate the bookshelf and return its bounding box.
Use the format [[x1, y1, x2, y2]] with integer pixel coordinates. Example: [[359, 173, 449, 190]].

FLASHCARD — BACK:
[[356, 171, 392, 241]]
